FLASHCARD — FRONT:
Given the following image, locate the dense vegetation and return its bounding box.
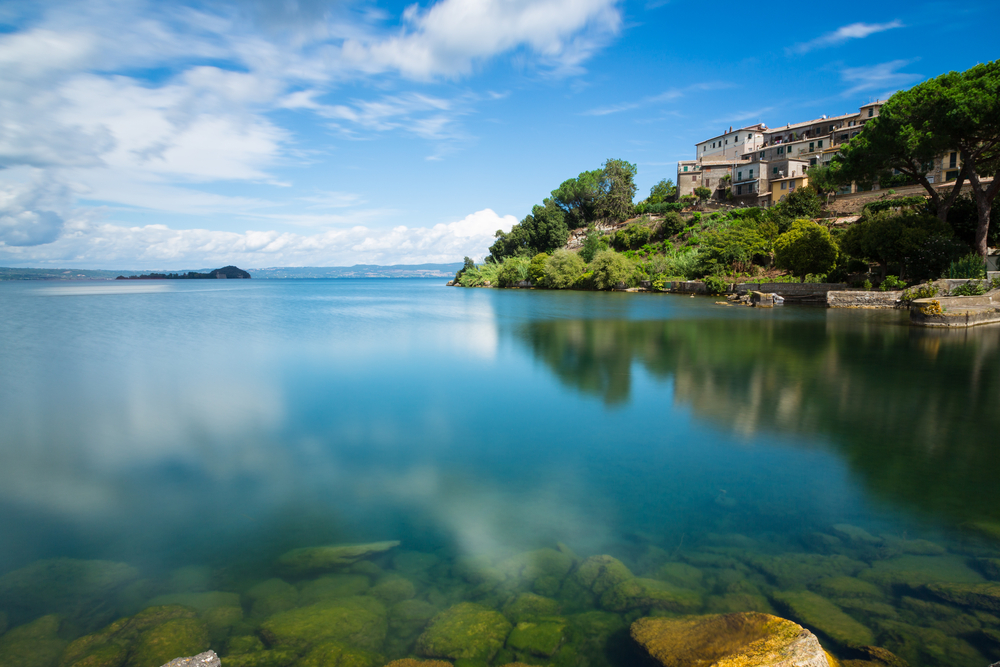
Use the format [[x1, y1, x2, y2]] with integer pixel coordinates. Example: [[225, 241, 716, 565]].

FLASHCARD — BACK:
[[457, 61, 999, 293]]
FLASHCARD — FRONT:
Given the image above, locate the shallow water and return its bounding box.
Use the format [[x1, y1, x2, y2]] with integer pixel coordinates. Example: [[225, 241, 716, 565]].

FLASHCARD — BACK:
[[0, 279, 998, 666]]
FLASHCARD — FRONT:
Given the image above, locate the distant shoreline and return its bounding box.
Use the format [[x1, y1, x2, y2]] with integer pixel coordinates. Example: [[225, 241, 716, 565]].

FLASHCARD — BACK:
[[0, 263, 463, 281]]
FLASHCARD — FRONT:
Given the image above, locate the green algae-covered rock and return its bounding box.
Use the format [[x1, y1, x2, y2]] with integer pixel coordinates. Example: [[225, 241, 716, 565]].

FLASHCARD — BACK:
[[744, 554, 866, 589], [972, 557, 1000, 580], [202, 605, 242, 643], [654, 563, 703, 590], [771, 590, 874, 647], [859, 555, 983, 591], [227, 635, 265, 654], [814, 577, 884, 600], [125, 617, 209, 667], [573, 556, 633, 597], [223, 649, 299, 667], [898, 596, 980, 636], [600, 578, 702, 613], [388, 599, 439, 637], [453, 557, 505, 588], [704, 593, 774, 615], [840, 645, 909, 667], [875, 618, 985, 666], [496, 549, 574, 594], [277, 541, 400, 575], [834, 598, 899, 622], [924, 581, 1000, 611], [831, 524, 882, 545], [502, 593, 560, 623], [298, 574, 371, 605], [416, 602, 512, 661], [259, 596, 387, 652], [145, 592, 240, 614], [630, 612, 832, 667], [296, 640, 383, 667], [506, 620, 565, 657], [60, 606, 198, 667], [371, 575, 417, 604], [0, 559, 139, 631], [246, 579, 297, 604], [0, 610, 7, 635], [0, 615, 68, 667], [879, 536, 945, 556]]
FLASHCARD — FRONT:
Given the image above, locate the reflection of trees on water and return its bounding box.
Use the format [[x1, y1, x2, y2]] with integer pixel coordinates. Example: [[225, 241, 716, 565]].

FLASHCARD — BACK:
[[518, 312, 1000, 526]]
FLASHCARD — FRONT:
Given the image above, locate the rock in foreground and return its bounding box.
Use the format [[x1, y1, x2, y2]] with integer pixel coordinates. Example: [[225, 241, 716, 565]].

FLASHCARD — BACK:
[[161, 651, 221, 667], [630, 612, 832, 667], [277, 541, 401, 575]]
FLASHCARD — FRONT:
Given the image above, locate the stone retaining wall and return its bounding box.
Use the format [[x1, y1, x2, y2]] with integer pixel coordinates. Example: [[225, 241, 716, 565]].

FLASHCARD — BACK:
[[911, 292, 1000, 327], [736, 282, 847, 297], [827, 290, 903, 308]]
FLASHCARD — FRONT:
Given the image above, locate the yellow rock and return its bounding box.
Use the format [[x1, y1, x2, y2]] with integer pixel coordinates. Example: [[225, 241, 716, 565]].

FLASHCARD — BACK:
[[630, 612, 832, 667]]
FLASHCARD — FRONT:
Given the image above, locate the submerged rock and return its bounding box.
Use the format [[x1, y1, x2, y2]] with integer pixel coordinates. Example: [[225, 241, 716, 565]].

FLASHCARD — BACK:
[[0, 559, 139, 630], [370, 575, 417, 604], [573, 556, 633, 597], [146, 592, 240, 614], [501, 593, 560, 623], [814, 576, 884, 600], [744, 553, 866, 589], [159, 650, 220, 667], [383, 660, 452, 667], [600, 577, 702, 613], [859, 555, 983, 591], [0, 615, 68, 667], [296, 640, 383, 667], [505, 619, 566, 657], [654, 563, 703, 589], [222, 648, 299, 667], [276, 541, 400, 575], [258, 596, 387, 652], [771, 590, 874, 647], [630, 612, 831, 667], [298, 574, 371, 605], [60, 605, 204, 667], [388, 599, 439, 637], [924, 581, 1000, 611], [415, 602, 512, 661]]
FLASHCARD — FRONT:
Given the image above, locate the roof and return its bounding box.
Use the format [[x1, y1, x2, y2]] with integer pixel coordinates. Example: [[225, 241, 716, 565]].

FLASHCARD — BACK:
[[859, 100, 885, 108], [763, 112, 859, 134], [695, 123, 769, 145]]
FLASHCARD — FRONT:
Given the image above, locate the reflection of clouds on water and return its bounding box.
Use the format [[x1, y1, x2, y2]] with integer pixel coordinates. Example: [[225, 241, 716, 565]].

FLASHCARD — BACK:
[[38, 283, 174, 296]]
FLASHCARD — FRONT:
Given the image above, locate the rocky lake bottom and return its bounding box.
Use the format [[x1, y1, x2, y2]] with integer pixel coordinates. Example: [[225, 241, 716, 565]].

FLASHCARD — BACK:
[[1, 280, 999, 667]]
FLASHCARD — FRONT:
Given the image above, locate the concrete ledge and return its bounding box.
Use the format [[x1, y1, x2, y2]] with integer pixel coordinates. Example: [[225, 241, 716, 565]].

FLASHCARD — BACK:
[[828, 290, 903, 308], [910, 292, 1000, 327], [736, 282, 848, 298]]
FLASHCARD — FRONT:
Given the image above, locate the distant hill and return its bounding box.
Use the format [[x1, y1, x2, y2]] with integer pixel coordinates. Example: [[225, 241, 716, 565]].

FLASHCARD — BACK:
[[116, 266, 251, 280], [1, 263, 463, 280], [249, 264, 463, 279]]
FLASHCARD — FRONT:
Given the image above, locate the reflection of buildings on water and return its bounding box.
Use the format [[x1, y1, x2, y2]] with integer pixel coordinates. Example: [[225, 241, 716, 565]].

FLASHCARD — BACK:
[[517, 313, 1000, 526]]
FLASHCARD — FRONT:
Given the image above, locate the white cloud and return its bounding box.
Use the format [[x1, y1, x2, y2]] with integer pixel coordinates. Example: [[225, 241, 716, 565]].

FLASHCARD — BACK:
[[338, 0, 622, 79], [789, 20, 904, 55], [840, 59, 922, 96], [0, 208, 517, 268], [0, 175, 73, 246]]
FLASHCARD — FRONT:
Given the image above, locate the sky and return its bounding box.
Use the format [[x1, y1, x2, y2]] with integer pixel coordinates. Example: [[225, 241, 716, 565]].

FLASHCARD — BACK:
[[0, 0, 996, 269]]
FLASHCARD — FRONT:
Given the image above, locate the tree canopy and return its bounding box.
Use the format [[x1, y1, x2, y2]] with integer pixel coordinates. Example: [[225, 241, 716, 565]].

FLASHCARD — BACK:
[[551, 170, 601, 229], [596, 158, 637, 222]]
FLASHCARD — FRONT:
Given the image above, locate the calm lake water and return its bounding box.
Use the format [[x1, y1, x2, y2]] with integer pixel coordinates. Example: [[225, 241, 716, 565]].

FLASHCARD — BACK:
[[1, 279, 999, 667]]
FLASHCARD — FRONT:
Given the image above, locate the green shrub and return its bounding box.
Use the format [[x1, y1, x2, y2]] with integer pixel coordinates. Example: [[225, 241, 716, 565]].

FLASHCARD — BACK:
[[612, 222, 652, 251], [703, 275, 728, 294], [952, 280, 987, 296], [659, 212, 685, 238], [774, 219, 839, 277], [528, 253, 549, 285], [879, 275, 906, 291], [580, 227, 608, 263], [695, 223, 770, 277], [862, 279, 873, 290], [575, 271, 596, 290], [949, 252, 986, 279], [902, 284, 938, 301], [543, 250, 586, 289], [590, 250, 637, 290], [496, 256, 530, 287]]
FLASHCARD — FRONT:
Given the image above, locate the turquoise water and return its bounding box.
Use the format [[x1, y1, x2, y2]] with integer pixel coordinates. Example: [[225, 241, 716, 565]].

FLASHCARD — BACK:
[[0, 279, 998, 666]]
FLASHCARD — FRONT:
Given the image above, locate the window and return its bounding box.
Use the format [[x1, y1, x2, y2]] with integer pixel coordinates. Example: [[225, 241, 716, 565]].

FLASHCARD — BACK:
[[810, 158, 817, 166], [737, 171, 742, 180], [706, 179, 711, 187], [781, 182, 787, 190], [778, 147, 784, 155], [772, 166, 778, 175], [829, 125, 834, 132], [809, 142, 814, 151], [950, 152, 957, 168], [790, 182, 796, 191], [868, 108, 874, 117], [840, 134, 848, 142], [737, 185, 743, 195], [735, 135, 739, 141], [818, 140, 823, 148], [749, 169, 754, 178], [946, 170, 959, 181], [759, 151, 764, 159], [683, 166, 688, 172]]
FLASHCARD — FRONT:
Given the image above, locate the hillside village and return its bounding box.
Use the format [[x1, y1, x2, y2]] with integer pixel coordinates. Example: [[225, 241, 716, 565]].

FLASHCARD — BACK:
[[676, 101, 966, 207]]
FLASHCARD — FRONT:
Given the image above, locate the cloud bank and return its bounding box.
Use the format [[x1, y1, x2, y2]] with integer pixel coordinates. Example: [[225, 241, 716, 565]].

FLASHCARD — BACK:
[[0, 0, 620, 266]]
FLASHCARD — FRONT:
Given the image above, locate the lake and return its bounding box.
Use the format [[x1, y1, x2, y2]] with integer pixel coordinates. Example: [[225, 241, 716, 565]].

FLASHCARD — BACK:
[[0, 279, 998, 667]]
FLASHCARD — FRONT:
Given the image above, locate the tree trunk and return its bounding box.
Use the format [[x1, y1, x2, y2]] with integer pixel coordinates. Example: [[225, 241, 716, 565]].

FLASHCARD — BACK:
[[964, 162, 1000, 258]]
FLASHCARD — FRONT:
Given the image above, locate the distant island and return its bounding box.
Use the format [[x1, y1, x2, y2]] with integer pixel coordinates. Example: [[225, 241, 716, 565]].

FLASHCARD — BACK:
[[116, 266, 251, 280], [1, 263, 463, 281]]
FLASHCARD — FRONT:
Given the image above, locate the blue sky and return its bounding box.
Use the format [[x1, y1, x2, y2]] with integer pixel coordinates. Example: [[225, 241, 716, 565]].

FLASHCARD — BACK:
[[0, 0, 995, 269]]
